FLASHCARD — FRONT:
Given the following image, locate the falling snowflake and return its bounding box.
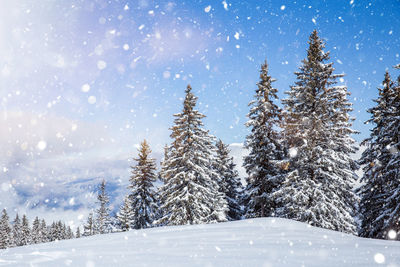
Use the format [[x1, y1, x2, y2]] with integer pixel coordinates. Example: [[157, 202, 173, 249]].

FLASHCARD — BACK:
[[387, 230, 397, 239], [81, 83, 91, 93], [222, 1, 228, 10], [37, 140, 47, 151], [97, 60, 107, 70], [374, 253, 385, 264], [88, 96, 97, 104]]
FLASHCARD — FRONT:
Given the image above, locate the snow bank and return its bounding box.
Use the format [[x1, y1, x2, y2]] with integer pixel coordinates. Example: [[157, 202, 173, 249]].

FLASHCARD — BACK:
[[0, 218, 399, 266]]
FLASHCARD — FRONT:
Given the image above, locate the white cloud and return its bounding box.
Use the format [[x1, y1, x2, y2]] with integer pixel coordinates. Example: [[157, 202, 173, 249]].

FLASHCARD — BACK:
[[0, 111, 130, 213]]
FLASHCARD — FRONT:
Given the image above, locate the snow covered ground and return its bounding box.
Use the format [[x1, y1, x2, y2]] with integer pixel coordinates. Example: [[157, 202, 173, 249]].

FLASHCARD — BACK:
[[0, 218, 399, 266]]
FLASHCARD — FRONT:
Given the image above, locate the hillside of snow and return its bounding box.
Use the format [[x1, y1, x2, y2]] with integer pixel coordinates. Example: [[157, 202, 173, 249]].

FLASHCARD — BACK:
[[0, 218, 399, 266]]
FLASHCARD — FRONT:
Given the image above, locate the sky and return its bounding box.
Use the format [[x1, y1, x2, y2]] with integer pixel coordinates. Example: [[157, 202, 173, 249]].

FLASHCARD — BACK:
[[0, 0, 399, 226]]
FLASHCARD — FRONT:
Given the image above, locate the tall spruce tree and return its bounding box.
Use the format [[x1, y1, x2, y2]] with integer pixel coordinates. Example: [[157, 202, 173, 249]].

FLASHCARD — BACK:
[[359, 68, 400, 239], [157, 85, 227, 226], [358, 71, 395, 238], [215, 140, 243, 220], [128, 140, 158, 229], [380, 64, 400, 239], [274, 30, 358, 234], [12, 213, 22, 247], [0, 209, 12, 249], [95, 180, 111, 234], [243, 59, 285, 218]]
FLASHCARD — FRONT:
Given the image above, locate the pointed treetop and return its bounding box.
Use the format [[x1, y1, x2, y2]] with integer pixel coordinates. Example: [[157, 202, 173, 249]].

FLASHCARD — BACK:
[[138, 139, 150, 154], [311, 29, 319, 38], [261, 59, 269, 72], [306, 29, 329, 63], [382, 70, 393, 90], [181, 84, 198, 115], [185, 84, 192, 93], [135, 139, 154, 164], [259, 60, 270, 84], [256, 59, 279, 103], [142, 138, 148, 147], [380, 71, 394, 103]]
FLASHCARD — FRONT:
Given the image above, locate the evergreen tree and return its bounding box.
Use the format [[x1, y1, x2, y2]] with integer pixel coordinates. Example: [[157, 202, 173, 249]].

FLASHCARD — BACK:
[[66, 225, 74, 239], [31, 216, 41, 244], [215, 140, 243, 220], [95, 180, 111, 234], [117, 196, 133, 231], [12, 213, 22, 247], [128, 140, 158, 229], [359, 69, 400, 239], [48, 221, 57, 241], [40, 219, 48, 243], [380, 64, 400, 239], [157, 85, 227, 226], [274, 30, 358, 234], [83, 212, 95, 236], [243, 59, 285, 218], [358, 71, 394, 238], [56, 221, 64, 240], [76, 227, 81, 238], [21, 215, 31, 245], [0, 209, 12, 249]]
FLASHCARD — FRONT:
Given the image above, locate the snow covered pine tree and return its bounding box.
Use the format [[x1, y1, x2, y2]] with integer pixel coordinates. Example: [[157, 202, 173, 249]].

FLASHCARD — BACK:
[[157, 85, 227, 226], [39, 219, 48, 243], [117, 196, 134, 231], [12, 214, 22, 247], [20, 214, 31, 246], [215, 139, 243, 221], [243, 59, 285, 218], [96, 179, 112, 234], [127, 140, 158, 229], [0, 209, 12, 249], [83, 212, 96, 237], [31, 217, 42, 244], [274, 30, 358, 234], [76, 227, 81, 238], [359, 66, 400, 239], [380, 64, 400, 239]]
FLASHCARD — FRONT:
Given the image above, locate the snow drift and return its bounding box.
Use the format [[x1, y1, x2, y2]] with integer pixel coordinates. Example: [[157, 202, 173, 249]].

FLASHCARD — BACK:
[[0, 218, 399, 266]]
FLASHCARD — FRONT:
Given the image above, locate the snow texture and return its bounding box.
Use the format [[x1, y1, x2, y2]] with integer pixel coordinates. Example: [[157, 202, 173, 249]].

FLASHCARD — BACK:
[[0, 218, 399, 266]]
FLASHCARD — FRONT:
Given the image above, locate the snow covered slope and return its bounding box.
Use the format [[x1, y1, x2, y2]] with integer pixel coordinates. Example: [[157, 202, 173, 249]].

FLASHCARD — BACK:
[[0, 218, 399, 266]]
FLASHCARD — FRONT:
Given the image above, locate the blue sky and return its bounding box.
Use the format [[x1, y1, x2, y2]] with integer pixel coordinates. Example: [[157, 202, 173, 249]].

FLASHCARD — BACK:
[[0, 0, 399, 224]]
